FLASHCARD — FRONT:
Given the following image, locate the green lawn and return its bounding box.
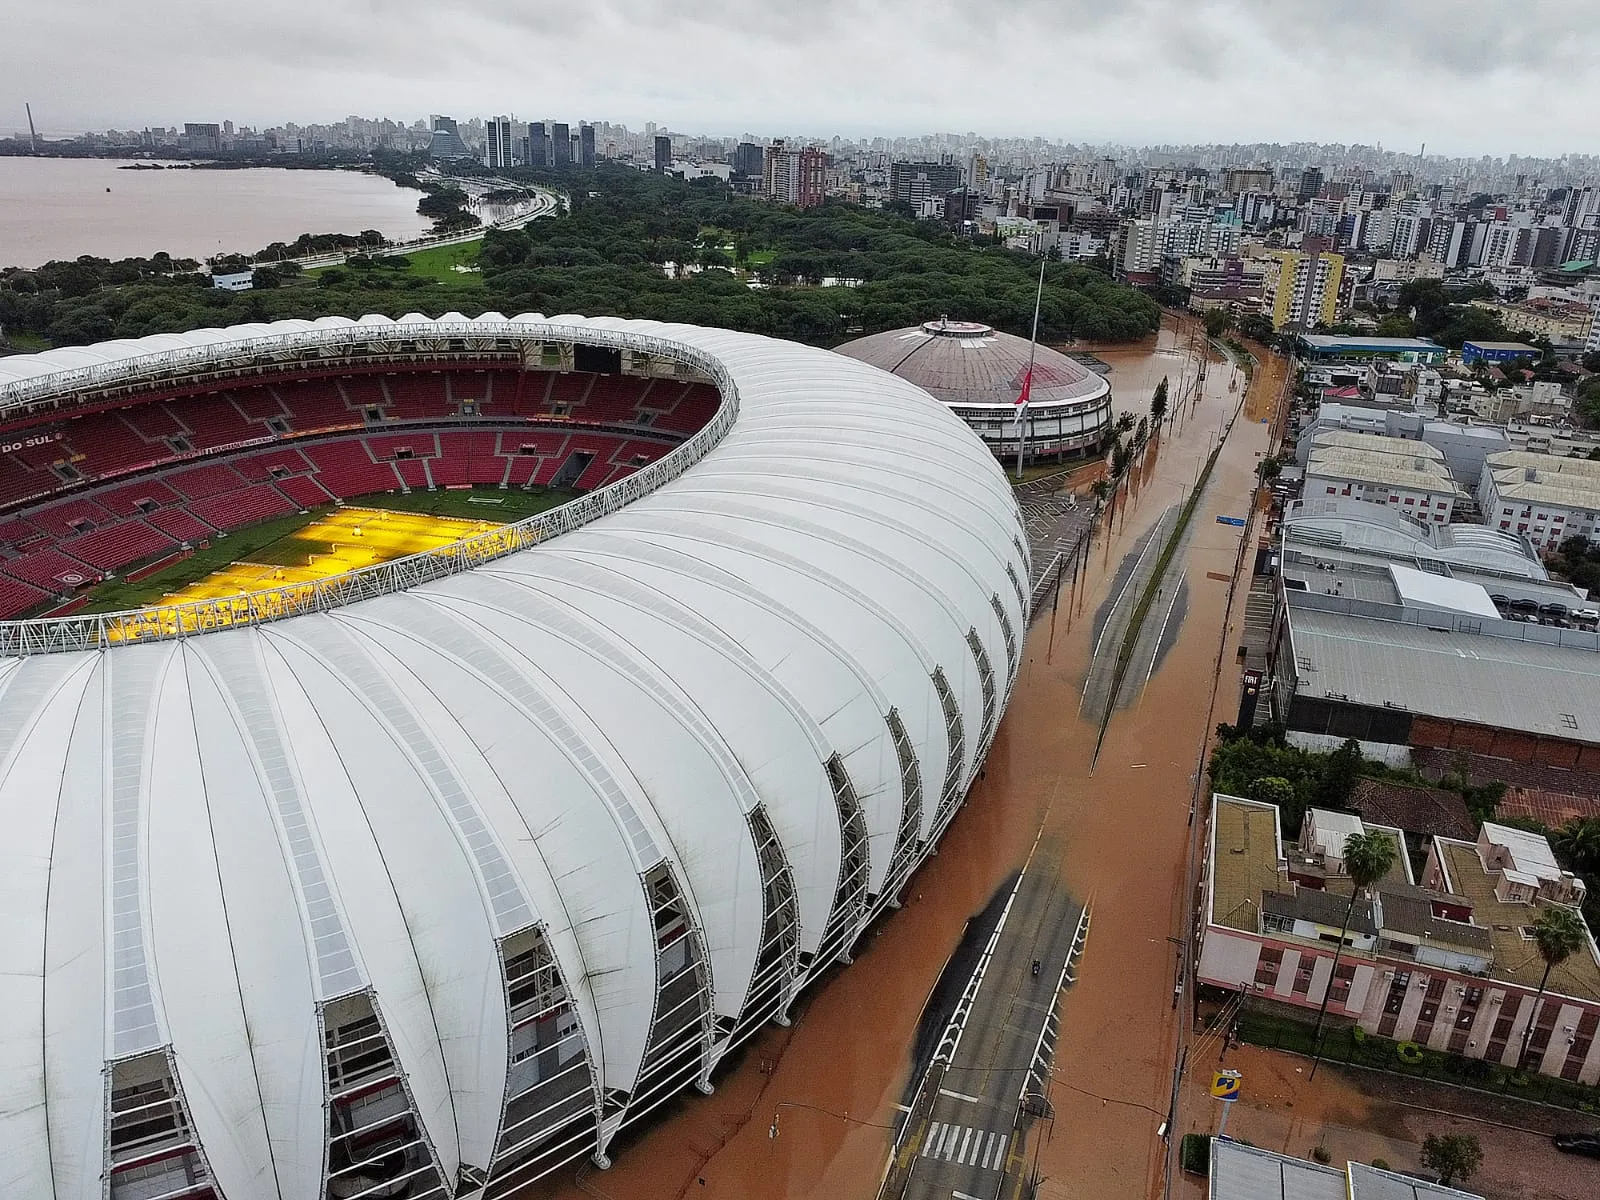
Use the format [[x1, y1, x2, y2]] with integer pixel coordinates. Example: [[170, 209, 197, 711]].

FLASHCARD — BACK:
[[356, 486, 577, 522], [305, 241, 483, 289], [382, 241, 483, 286], [2, 331, 49, 352], [79, 507, 334, 613]]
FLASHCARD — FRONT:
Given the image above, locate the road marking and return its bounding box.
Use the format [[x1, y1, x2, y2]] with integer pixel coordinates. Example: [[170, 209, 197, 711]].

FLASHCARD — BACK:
[[922, 1124, 1009, 1171], [954, 1192, 987, 1200], [986, 1134, 1009, 1170], [938, 1088, 982, 1103]]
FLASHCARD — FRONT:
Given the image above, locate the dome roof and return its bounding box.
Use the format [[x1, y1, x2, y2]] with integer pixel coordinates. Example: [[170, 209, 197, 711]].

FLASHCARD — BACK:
[[0, 316, 1028, 1198], [834, 319, 1110, 411]]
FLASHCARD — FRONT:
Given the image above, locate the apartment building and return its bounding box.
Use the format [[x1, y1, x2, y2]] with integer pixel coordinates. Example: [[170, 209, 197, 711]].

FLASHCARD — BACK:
[[1478, 450, 1600, 551], [1200, 796, 1600, 1082], [1261, 244, 1346, 330]]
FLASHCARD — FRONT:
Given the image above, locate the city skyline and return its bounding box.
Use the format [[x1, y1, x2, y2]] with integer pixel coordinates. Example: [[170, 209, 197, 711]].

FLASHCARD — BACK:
[[5, 0, 1598, 157]]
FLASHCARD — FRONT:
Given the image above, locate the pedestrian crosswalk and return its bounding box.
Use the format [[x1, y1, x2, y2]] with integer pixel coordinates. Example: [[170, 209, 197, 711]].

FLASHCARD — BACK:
[[919, 1122, 1008, 1171]]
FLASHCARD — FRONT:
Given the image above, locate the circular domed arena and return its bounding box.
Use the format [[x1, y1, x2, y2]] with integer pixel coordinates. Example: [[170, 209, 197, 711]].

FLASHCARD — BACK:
[[0, 315, 1027, 1200], [835, 319, 1114, 465]]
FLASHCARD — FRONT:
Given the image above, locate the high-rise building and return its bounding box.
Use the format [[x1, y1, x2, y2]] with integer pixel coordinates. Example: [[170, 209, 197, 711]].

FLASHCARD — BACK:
[[183, 123, 222, 154], [551, 122, 571, 167], [889, 160, 963, 207], [1223, 167, 1274, 195], [1262, 240, 1346, 330], [527, 121, 548, 168], [1297, 166, 1324, 202], [763, 142, 828, 209], [426, 115, 474, 161], [484, 117, 514, 169], [579, 124, 596, 168], [732, 141, 764, 177], [654, 134, 672, 173]]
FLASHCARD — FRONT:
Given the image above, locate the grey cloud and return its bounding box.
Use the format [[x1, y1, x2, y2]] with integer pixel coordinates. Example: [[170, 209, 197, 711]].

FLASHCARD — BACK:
[[2, 0, 1593, 153]]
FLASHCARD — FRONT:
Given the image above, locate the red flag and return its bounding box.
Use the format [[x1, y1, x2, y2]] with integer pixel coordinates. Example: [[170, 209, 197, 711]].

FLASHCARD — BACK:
[[1015, 367, 1033, 411]]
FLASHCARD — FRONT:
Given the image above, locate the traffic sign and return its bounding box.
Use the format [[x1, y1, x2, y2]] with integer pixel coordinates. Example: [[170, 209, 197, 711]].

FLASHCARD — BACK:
[[1210, 1070, 1241, 1101], [1216, 516, 1247, 527]]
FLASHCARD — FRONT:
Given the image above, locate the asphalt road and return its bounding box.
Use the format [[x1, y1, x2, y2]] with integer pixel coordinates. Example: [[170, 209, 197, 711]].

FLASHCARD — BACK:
[[886, 857, 1083, 1200]]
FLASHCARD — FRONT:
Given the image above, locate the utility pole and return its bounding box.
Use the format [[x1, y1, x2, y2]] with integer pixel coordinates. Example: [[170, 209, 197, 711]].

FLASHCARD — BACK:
[[25, 103, 39, 154]]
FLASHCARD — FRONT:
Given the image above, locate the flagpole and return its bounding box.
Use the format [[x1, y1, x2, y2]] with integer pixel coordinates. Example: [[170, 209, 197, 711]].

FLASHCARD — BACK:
[[1016, 254, 1046, 482]]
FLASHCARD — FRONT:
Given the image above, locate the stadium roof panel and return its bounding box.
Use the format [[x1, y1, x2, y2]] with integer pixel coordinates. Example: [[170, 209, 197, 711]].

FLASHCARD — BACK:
[[0, 317, 1030, 1197]]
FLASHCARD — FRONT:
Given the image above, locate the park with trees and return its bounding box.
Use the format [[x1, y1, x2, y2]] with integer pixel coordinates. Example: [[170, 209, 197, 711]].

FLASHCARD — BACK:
[[0, 164, 1159, 352]]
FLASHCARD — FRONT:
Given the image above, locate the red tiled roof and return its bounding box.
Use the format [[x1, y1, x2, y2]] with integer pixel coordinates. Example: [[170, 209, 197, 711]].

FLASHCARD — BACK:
[[1350, 778, 1475, 841], [1495, 787, 1600, 829]]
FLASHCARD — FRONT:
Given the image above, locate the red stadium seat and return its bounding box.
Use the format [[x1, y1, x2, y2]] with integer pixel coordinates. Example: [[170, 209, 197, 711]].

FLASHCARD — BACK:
[[301, 441, 401, 500], [148, 508, 216, 543], [58, 522, 175, 573], [0, 368, 701, 615], [167, 463, 249, 501], [94, 480, 183, 516], [2, 548, 97, 591], [189, 486, 296, 532], [274, 475, 336, 510], [0, 575, 49, 619]]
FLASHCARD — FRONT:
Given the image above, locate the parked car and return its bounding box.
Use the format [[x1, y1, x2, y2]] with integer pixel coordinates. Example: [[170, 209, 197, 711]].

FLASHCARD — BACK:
[[1552, 1131, 1600, 1158]]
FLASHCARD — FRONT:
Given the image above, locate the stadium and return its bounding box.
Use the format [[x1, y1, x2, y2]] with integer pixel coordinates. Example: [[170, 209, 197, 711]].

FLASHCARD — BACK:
[[0, 315, 1027, 1200], [835, 318, 1114, 465]]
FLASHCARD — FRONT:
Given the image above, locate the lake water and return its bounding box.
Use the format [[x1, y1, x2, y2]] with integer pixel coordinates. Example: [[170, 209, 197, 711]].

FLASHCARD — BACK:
[[0, 158, 435, 269]]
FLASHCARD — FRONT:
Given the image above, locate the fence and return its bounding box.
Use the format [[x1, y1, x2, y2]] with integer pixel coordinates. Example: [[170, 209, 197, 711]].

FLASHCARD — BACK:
[[1236, 1008, 1600, 1113]]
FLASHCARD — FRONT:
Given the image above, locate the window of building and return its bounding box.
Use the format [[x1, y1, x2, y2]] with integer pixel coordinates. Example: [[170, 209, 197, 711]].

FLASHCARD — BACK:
[[1329, 962, 1356, 1005], [1292, 958, 1317, 996], [1500, 521, 1511, 530], [1404, 497, 1416, 506], [1384, 971, 1411, 1015], [1255, 947, 1283, 988], [1262, 913, 1294, 935]]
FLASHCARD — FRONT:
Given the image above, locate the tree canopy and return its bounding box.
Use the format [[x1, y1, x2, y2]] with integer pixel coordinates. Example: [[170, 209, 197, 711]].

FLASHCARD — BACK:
[[1419, 1133, 1482, 1188], [0, 165, 1161, 352]]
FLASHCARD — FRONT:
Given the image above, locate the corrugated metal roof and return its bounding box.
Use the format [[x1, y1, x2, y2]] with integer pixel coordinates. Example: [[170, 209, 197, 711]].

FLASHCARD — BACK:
[[1348, 1160, 1484, 1198], [1289, 607, 1600, 743], [1211, 1140, 1346, 1200]]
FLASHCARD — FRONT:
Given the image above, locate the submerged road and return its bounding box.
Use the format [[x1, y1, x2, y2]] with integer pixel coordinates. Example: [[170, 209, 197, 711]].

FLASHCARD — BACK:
[[881, 839, 1085, 1200]]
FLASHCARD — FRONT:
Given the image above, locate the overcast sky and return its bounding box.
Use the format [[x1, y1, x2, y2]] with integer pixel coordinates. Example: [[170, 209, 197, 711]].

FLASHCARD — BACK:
[[6, 0, 1596, 156]]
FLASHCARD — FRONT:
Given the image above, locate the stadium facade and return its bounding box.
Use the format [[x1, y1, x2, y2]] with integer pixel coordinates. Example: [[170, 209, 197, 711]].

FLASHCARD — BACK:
[[0, 316, 1028, 1200], [835, 319, 1114, 464]]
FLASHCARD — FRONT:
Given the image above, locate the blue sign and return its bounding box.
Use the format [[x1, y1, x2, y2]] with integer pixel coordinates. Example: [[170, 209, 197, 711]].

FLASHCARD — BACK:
[[1216, 516, 1247, 527]]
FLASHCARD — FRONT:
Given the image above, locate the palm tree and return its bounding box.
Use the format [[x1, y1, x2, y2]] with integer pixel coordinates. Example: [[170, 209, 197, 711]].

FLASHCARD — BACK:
[[1553, 817, 1600, 878], [1516, 904, 1588, 1073], [1308, 830, 1398, 1076]]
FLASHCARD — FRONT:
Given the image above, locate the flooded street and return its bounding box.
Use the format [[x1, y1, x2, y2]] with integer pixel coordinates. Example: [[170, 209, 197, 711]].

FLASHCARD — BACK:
[[533, 316, 1285, 1200]]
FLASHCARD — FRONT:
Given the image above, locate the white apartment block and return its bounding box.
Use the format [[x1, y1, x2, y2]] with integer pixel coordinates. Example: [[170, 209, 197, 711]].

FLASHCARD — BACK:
[[1305, 433, 1462, 524], [1478, 451, 1600, 551]]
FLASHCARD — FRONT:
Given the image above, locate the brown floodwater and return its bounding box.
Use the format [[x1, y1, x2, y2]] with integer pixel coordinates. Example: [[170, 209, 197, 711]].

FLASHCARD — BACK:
[[530, 315, 1285, 1200], [0, 157, 432, 268]]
